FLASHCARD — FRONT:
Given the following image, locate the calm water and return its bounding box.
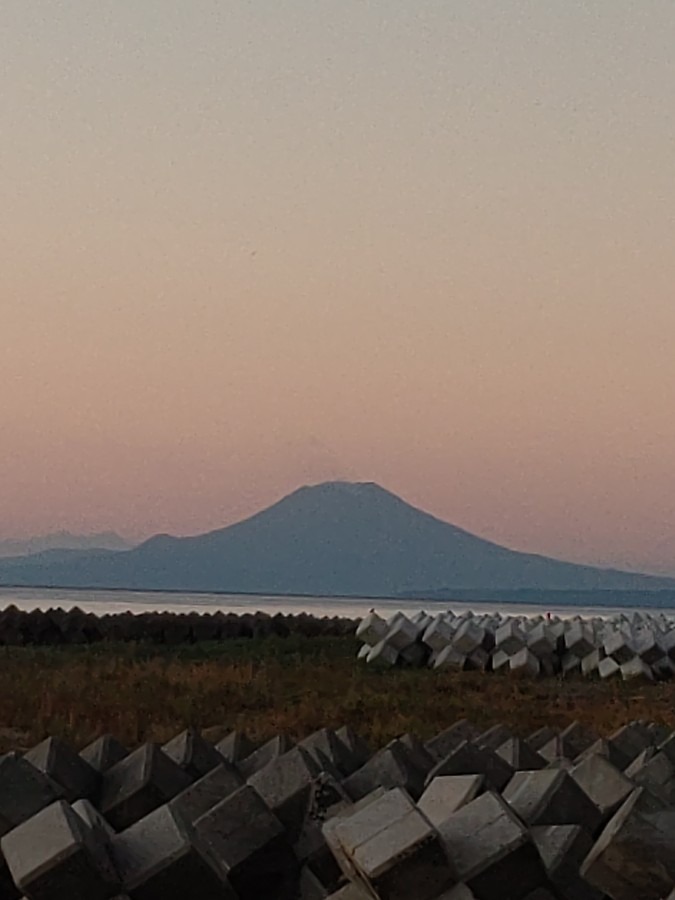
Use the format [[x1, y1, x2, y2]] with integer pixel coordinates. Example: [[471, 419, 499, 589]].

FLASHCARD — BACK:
[[1, 587, 674, 621]]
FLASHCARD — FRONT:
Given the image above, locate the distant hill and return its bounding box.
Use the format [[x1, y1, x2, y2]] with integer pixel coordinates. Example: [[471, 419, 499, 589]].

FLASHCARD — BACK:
[[0, 481, 673, 601], [0, 531, 133, 559]]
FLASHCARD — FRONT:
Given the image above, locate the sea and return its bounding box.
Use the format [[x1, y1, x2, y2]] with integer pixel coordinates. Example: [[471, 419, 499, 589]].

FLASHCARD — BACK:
[[2, 587, 675, 621]]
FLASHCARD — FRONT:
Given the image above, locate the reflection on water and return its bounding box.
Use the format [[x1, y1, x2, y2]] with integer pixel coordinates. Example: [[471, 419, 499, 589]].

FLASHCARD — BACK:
[[1, 587, 674, 621]]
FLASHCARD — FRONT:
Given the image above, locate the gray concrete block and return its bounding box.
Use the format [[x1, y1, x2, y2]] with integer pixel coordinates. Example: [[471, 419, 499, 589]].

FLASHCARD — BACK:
[[432, 645, 467, 671], [496, 738, 547, 771], [598, 656, 621, 679], [161, 728, 223, 780], [0, 753, 63, 838], [73, 798, 116, 841], [426, 721, 480, 762], [607, 723, 654, 766], [238, 733, 295, 779], [581, 788, 675, 900], [112, 803, 233, 900], [418, 775, 484, 826], [248, 747, 323, 840], [194, 784, 298, 900], [351, 807, 453, 900], [99, 744, 192, 832], [215, 730, 257, 766], [1, 800, 121, 900], [168, 763, 244, 829], [342, 741, 425, 802], [24, 737, 99, 803], [575, 738, 631, 772], [335, 727, 371, 770], [475, 724, 513, 752], [427, 740, 514, 793], [570, 754, 634, 820], [438, 791, 547, 899], [81, 736, 129, 775], [327, 788, 453, 900], [503, 769, 602, 832], [531, 824, 602, 900], [527, 727, 558, 753], [300, 728, 361, 777], [366, 640, 399, 668]]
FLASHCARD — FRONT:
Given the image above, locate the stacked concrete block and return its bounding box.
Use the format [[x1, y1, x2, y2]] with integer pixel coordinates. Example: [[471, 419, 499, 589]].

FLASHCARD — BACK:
[[5, 718, 675, 897], [355, 609, 675, 680]]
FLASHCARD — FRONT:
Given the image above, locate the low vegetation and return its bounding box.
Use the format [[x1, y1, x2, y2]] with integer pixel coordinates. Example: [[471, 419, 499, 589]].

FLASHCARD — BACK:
[[0, 636, 673, 753]]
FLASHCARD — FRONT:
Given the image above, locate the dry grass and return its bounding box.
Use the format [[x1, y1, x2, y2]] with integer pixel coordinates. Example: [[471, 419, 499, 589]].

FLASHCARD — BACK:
[[0, 636, 674, 753]]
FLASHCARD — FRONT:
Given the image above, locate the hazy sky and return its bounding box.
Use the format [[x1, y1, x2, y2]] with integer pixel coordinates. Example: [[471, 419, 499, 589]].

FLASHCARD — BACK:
[[2, 1, 675, 573]]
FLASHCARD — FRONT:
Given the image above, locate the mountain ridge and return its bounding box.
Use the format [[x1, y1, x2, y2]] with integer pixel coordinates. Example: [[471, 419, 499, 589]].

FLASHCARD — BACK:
[[0, 481, 672, 598]]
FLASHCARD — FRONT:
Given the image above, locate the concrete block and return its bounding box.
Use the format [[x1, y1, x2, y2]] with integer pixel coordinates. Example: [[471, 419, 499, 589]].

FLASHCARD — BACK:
[[527, 727, 558, 753], [508, 648, 541, 677], [564, 623, 595, 659], [496, 738, 547, 771], [81, 736, 129, 775], [215, 730, 257, 766], [73, 798, 116, 841], [427, 740, 514, 793], [356, 612, 388, 647], [335, 727, 371, 770], [161, 728, 223, 780], [598, 657, 621, 680], [423, 617, 456, 653], [0, 753, 63, 838], [365, 640, 399, 668], [580, 650, 603, 676], [570, 754, 634, 820], [575, 738, 631, 772], [1, 800, 120, 900], [169, 763, 244, 829], [112, 803, 233, 900], [418, 775, 484, 826], [496, 621, 526, 656], [24, 737, 99, 803], [620, 657, 655, 681], [438, 791, 547, 899], [531, 824, 601, 900], [99, 744, 192, 832], [452, 621, 487, 656], [491, 649, 511, 672], [248, 747, 323, 840], [194, 784, 298, 900], [300, 728, 361, 778], [327, 788, 453, 900], [238, 733, 295, 779], [607, 723, 654, 765], [581, 788, 675, 900], [385, 616, 420, 652], [475, 724, 513, 752], [527, 623, 557, 659], [398, 733, 435, 776], [342, 740, 426, 802], [603, 630, 636, 665], [433, 646, 467, 671], [351, 806, 453, 900], [425, 721, 481, 763], [399, 641, 429, 666], [503, 769, 602, 832]]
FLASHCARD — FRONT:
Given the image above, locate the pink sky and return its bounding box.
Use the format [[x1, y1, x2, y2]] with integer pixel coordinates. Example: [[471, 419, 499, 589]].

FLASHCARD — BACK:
[[2, 1, 675, 574]]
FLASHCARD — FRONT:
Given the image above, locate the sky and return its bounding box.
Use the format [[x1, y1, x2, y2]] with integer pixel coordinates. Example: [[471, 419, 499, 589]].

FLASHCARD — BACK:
[[2, 1, 675, 574]]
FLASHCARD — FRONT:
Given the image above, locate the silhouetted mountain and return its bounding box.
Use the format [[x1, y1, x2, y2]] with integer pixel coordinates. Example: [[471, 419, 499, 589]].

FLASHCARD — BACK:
[[0, 482, 673, 598], [0, 531, 133, 559]]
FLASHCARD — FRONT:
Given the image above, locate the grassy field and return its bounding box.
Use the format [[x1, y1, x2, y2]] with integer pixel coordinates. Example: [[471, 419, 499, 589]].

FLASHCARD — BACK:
[[1, 636, 673, 753]]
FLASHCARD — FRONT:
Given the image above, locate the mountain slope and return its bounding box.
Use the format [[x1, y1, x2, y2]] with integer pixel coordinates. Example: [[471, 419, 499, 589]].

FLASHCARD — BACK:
[[0, 482, 672, 596], [0, 531, 132, 559]]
